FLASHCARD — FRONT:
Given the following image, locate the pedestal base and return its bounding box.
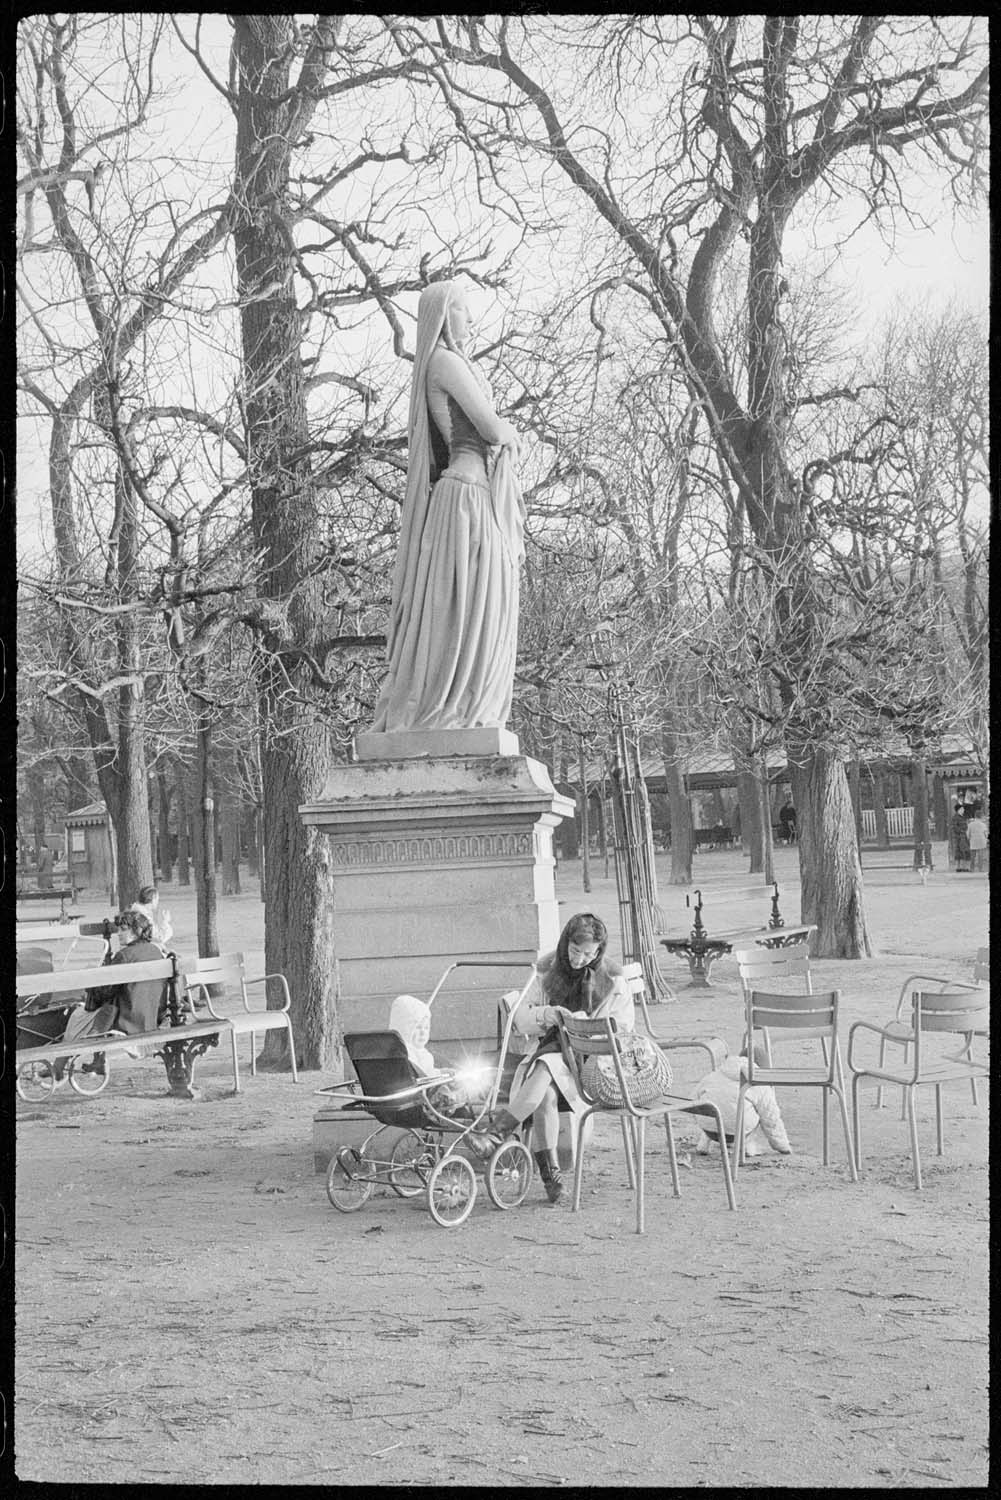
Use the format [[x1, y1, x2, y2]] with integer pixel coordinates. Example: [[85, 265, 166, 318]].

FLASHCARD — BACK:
[[355, 727, 520, 761], [301, 753, 574, 1047]]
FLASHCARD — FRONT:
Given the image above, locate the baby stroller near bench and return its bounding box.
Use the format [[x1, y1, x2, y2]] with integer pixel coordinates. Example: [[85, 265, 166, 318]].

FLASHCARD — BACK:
[[317, 963, 536, 1228]]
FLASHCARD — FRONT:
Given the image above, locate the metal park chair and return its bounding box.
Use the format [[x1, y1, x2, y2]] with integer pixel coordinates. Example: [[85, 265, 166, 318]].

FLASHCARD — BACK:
[[849, 988, 990, 1190], [555, 1013, 736, 1235], [734, 990, 857, 1182]]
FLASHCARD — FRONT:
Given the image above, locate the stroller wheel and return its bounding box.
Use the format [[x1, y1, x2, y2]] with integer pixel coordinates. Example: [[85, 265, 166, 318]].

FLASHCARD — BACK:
[[485, 1139, 533, 1210], [427, 1154, 477, 1228], [389, 1131, 429, 1198], [68, 1053, 111, 1096], [326, 1147, 374, 1212], [17, 1060, 56, 1103]]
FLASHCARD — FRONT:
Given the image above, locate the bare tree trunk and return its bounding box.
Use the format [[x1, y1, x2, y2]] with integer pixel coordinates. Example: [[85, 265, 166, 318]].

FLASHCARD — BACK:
[[738, 768, 762, 869], [109, 466, 154, 908], [156, 772, 173, 884], [661, 729, 691, 885], [848, 760, 863, 854], [910, 755, 933, 872], [27, 766, 47, 861], [791, 750, 871, 957], [758, 766, 775, 886], [244, 799, 259, 878], [191, 722, 218, 958], [174, 759, 191, 886], [579, 738, 591, 893], [872, 769, 889, 848], [232, 15, 341, 1070], [220, 785, 242, 896]]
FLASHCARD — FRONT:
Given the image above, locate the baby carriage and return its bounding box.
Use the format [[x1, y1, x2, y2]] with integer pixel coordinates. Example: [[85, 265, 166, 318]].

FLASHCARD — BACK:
[[15, 925, 119, 1100], [317, 962, 536, 1228]]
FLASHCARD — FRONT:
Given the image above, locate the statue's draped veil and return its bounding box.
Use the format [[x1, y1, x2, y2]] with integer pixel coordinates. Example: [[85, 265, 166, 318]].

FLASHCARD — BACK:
[[385, 280, 475, 659]]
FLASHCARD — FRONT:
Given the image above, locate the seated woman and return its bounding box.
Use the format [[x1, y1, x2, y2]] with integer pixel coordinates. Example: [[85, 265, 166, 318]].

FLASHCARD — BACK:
[[491, 912, 631, 1204], [59, 910, 171, 1071]]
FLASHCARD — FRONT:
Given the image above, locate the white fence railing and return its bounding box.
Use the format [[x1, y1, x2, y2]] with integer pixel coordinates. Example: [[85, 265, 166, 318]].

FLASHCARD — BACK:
[[860, 806, 914, 840]]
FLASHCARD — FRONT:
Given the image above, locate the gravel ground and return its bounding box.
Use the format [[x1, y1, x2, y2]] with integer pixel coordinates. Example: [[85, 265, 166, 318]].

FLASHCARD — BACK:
[[14, 843, 989, 1488]]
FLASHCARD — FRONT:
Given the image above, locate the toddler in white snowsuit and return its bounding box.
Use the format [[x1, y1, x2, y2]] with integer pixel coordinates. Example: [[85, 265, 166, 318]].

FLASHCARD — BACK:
[[693, 1045, 792, 1157]]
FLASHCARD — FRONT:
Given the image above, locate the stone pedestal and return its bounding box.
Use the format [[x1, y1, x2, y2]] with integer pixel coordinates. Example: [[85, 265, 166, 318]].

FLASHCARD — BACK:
[[300, 737, 574, 1049]]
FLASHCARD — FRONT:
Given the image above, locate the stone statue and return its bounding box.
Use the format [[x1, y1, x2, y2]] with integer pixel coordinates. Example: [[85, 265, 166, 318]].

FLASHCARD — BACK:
[[370, 279, 526, 734]]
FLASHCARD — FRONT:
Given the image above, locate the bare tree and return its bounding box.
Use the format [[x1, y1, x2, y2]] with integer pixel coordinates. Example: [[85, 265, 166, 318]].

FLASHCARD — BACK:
[[385, 14, 987, 954]]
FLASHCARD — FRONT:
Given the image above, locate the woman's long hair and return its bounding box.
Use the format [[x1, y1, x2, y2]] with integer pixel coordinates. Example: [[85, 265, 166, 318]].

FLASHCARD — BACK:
[[541, 912, 617, 1013]]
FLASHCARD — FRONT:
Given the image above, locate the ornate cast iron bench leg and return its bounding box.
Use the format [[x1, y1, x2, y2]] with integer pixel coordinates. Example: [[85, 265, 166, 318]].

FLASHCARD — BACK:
[[158, 1034, 220, 1100]]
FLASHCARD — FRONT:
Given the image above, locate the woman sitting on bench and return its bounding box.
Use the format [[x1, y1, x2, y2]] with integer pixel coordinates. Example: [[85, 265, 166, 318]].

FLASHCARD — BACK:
[[59, 910, 171, 1071]]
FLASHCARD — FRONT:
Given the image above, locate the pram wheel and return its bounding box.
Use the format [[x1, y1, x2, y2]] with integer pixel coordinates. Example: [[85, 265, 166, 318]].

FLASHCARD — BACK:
[[17, 1060, 56, 1103], [68, 1053, 111, 1096], [389, 1131, 429, 1198], [326, 1147, 374, 1212], [427, 1154, 477, 1227], [485, 1139, 533, 1210]]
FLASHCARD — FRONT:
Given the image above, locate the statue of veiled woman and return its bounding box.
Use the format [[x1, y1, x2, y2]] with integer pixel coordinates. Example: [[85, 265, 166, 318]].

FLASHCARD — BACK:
[[369, 279, 526, 734]]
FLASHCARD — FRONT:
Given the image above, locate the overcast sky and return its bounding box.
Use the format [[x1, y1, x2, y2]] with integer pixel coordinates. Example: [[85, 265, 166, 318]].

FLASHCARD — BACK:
[[16, 19, 990, 559]]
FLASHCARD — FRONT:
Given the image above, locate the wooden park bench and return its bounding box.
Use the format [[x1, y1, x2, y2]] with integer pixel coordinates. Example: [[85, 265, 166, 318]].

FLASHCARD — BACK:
[[15, 954, 227, 1101], [693, 825, 736, 851], [15, 950, 299, 1101], [16, 886, 81, 921], [660, 882, 815, 988]]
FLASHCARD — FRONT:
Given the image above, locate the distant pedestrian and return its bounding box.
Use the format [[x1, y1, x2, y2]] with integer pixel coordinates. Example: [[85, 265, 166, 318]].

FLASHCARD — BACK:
[[950, 804, 970, 872], [966, 814, 988, 873], [37, 845, 54, 889], [778, 797, 796, 844], [130, 884, 173, 948]]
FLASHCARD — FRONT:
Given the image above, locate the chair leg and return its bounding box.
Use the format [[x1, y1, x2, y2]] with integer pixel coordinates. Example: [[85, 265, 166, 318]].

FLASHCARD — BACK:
[[230, 1031, 241, 1092], [634, 1116, 646, 1235], [250, 1030, 258, 1076], [821, 1086, 830, 1165], [286, 1020, 299, 1082], [663, 1112, 681, 1198], [619, 1117, 637, 1189], [876, 1036, 886, 1110], [851, 1071, 863, 1171], [906, 1088, 922, 1190], [572, 1111, 590, 1212], [704, 1101, 737, 1210], [935, 1084, 944, 1156], [899, 1042, 910, 1120], [832, 1085, 858, 1183], [731, 1083, 747, 1180]]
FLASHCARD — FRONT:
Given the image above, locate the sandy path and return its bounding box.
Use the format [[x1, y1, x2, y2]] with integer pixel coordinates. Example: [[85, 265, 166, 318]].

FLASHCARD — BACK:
[[15, 851, 989, 1487]]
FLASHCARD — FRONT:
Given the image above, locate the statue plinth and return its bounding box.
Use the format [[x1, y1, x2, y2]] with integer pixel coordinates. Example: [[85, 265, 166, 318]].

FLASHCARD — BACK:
[[355, 726, 520, 761], [300, 746, 573, 1047]]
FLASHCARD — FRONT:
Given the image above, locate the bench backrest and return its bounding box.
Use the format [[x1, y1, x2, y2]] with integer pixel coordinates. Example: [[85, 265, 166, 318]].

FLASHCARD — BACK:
[[16, 922, 83, 944], [685, 884, 777, 906], [16, 957, 176, 1001]]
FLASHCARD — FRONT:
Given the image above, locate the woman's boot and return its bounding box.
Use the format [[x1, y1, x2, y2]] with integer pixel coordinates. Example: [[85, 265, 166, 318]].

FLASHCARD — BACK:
[[533, 1149, 564, 1204]]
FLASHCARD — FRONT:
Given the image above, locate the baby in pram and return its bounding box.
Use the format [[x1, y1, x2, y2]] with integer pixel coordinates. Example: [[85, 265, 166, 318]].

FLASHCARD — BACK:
[[388, 993, 498, 1153]]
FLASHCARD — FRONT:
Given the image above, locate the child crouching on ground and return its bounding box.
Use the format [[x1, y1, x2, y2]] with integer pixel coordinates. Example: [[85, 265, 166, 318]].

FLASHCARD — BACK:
[[692, 1045, 792, 1157]]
